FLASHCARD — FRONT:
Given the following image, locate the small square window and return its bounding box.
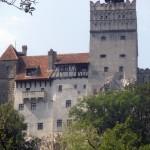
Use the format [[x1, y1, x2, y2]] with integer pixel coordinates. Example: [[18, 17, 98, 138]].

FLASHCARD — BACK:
[[104, 67, 109, 72], [37, 123, 43, 130], [37, 97, 44, 102], [120, 54, 126, 58], [58, 85, 62, 92], [19, 104, 24, 111], [74, 84, 77, 89], [57, 119, 62, 128], [66, 100, 71, 108], [31, 102, 36, 111], [101, 36, 106, 41], [83, 84, 86, 89], [120, 35, 126, 40], [119, 66, 124, 72], [41, 88, 44, 91], [26, 88, 30, 92], [100, 54, 106, 58]]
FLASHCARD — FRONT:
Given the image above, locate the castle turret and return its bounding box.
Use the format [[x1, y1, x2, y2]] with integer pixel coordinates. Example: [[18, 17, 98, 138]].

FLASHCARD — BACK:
[[0, 45, 18, 103]]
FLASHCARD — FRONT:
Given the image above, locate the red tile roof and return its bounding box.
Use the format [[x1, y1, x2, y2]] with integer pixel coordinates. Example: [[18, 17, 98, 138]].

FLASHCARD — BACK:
[[16, 56, 53, 81], [1, 46, 89, 80], [15, 53, 89, 81], [56, 53, 89, 64], [0, 45, 18, 61]]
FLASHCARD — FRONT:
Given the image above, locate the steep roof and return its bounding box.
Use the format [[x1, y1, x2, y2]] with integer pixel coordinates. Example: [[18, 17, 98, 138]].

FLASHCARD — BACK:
[[15, 53, 89, 81], [55, 53, 89, 64], [16, 56, 52, 81], [0, 45, 18, 61]]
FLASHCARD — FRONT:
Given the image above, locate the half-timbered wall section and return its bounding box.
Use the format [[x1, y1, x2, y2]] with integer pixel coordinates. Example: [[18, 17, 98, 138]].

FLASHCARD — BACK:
[[53, 63, 89, 79]]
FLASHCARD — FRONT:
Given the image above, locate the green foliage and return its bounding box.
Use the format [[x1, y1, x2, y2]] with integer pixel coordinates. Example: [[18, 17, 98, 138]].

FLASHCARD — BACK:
[[65, 83, 150, 149], [0, 103, 26, 149], [0, 102, 39, 150], [100, 120, 139, 150], [60, 123, 101, 150], [139, 144, 150, 150]]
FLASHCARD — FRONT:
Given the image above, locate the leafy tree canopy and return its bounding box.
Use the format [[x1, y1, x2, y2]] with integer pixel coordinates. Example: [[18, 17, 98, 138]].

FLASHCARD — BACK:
[[0, 103, 39, 150], [62, 83, 150, 149]]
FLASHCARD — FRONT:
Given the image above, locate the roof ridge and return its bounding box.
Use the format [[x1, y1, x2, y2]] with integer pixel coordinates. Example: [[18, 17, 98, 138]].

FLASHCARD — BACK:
[[0, 45, 18, 61]]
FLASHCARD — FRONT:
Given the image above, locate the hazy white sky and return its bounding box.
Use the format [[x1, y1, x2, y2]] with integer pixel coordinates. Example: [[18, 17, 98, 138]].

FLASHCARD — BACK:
[[0, 0, 149, 68]]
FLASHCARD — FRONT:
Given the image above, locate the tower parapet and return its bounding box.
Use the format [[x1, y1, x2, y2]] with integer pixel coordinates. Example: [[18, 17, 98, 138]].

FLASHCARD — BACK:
[[90, 0, 137, 32]]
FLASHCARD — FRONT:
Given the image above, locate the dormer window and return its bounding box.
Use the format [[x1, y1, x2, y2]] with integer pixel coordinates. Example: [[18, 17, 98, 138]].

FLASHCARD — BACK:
[[26, 67, 39, 76]]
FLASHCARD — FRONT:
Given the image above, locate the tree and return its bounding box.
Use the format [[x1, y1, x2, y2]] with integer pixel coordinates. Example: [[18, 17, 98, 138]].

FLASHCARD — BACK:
[[67, 83, 150, 149], [100, 120, 139, 150], [0, 0, 37, 14], [0, 102, 39, 150], [61, 123, 101, 150]]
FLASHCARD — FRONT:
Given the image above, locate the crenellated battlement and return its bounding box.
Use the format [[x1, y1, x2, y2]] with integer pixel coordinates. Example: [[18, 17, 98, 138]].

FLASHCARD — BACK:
[[90, 0, 137, 32], [90, 0, 136, 11]]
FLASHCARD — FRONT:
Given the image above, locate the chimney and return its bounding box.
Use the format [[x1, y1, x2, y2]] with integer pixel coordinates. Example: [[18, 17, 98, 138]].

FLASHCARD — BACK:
[[48, 49, 57, 70], [22, 45, 27, 56]]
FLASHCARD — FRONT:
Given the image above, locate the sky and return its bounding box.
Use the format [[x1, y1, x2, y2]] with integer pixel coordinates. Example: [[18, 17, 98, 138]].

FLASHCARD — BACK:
[[0, 0, 149, 68]]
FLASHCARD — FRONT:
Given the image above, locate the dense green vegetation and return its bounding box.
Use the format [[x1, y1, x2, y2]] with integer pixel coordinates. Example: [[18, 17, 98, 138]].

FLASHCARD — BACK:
[[61, 83, 150, 150], [0, 103, 39, 150]]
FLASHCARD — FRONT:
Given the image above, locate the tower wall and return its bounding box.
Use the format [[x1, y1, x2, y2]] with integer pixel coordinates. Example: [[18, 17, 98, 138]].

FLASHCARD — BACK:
[[0, 60, 17, 103], [89, 0, 138, 93]]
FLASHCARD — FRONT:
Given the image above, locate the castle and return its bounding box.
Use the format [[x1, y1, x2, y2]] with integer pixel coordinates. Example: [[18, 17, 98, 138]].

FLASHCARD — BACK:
[[0, 0, 149, 137]]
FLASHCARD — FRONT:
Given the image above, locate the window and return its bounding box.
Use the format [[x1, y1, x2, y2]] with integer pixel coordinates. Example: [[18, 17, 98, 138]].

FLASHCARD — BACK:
[[104, 67, 109, 72], [120, 35, 126, 40], [66, 100, 71, 108], [83, 84, 86, 89], [41, 88, 44, 91], [57, 119, 62, 128], [26, 88, 30, 92], [37, 97, 44, 102], [100, 54, 106, 58], [120, 54, 126, 58], [119, 66, 124, 72], [67, 119, 72, 127], [31, 102, 36, 111], [101, 36, 106, 41], [26, 68, 38, 76], [37, 123, 43, 130], [74, 84, 77, 89], [19, 104, 24, 111], [58, 85, 62, 92]]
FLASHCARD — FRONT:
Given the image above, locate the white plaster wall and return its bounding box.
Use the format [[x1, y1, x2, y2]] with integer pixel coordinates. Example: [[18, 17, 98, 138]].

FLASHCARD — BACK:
[[14, 81, 53, 137], [14, 78, 88, 137], [51, 78, 88, 132]]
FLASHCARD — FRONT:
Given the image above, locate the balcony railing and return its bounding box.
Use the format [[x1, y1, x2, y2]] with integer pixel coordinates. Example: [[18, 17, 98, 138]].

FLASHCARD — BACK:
[[22, 91, 46, 99]]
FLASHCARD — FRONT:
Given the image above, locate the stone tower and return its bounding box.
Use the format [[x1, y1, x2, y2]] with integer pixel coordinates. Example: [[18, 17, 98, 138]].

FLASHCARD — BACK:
[[0, 45, 18, 103], [89, 0, 138, 93]]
